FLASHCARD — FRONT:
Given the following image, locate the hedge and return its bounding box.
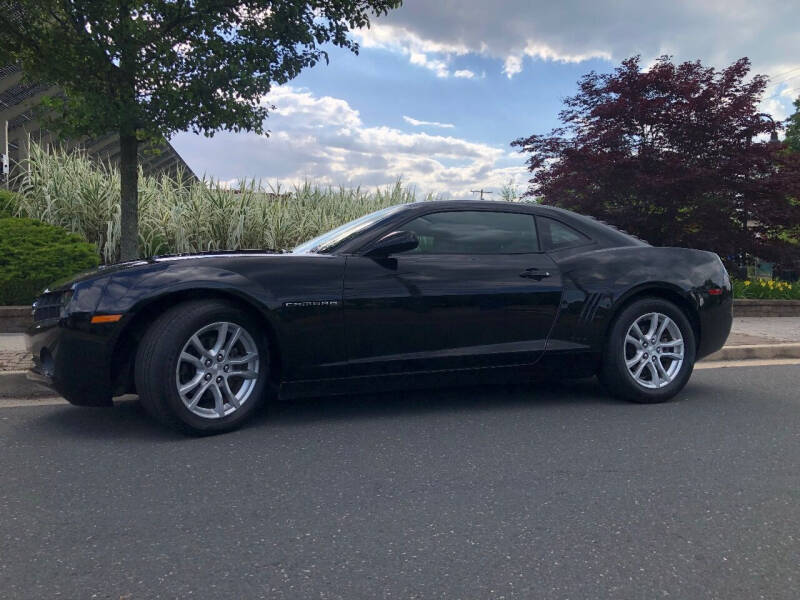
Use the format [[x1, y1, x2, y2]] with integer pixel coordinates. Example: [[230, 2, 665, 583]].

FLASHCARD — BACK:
[[0, 189, 18, 218], [0, 218, 100, 305]]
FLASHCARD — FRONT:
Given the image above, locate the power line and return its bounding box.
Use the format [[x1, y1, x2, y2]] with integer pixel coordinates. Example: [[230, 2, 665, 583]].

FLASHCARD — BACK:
[[767, 74, 800, 91], [769, 65, 800, 83]]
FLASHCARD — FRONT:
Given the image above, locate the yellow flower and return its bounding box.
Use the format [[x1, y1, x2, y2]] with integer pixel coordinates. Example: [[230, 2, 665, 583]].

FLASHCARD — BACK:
[[744, 280, 751, 286]]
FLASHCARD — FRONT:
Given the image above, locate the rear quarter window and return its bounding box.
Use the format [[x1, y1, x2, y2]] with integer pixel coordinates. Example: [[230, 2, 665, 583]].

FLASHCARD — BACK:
[[537, 216, 592, 251]]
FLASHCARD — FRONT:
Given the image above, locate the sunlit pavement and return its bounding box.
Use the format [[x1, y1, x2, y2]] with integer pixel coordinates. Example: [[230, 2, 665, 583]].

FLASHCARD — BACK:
[[1, 365, 798, 599]]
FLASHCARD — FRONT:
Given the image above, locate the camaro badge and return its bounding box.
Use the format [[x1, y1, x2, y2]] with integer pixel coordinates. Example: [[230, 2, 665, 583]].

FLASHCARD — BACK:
[[283, 300, 341, 308]]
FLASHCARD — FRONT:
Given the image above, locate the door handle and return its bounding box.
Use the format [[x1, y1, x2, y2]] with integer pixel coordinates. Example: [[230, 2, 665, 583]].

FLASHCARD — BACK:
[[520, 267, 551, 281]]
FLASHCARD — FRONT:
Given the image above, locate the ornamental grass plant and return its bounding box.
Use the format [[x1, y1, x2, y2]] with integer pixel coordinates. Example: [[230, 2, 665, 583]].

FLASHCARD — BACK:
[[14, 143, 426, 263]]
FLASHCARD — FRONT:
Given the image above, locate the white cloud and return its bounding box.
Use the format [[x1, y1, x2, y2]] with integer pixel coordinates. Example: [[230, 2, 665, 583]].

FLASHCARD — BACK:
[[355, 23, 470, 78], [453, 69, 476, 79], [403, 115, 455, 129], [503, 56, 522, 79], [172, 86, 527, 197], [357, 0, 800, 80], [408, 51, 450, 78]]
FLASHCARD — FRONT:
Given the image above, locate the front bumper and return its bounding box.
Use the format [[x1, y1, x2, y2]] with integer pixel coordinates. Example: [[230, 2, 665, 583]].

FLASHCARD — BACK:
[[26, 316, 115, 406]]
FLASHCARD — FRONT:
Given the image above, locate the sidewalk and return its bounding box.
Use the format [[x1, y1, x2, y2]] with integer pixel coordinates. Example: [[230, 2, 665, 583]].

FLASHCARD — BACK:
[[0, 333, 28, 372], [3, 318, 800, 374]]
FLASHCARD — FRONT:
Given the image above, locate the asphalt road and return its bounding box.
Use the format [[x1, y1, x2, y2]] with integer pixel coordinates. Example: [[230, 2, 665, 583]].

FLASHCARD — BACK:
[[1, 366, 799, 599]]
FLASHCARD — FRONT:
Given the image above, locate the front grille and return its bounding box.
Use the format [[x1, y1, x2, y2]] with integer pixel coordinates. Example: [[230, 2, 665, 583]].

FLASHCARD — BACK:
[[32, 292, 64, 322]]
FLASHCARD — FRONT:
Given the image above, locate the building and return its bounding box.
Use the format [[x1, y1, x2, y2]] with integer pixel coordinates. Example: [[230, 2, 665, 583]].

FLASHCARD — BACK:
[[0, 64, 195, 184]]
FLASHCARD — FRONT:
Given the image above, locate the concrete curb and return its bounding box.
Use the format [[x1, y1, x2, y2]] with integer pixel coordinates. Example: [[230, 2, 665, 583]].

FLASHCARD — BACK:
[[733, 299, 800, 318], [0, 306, 31, 333], [701, 343, 800, 362], [3, 343, 800, 400]]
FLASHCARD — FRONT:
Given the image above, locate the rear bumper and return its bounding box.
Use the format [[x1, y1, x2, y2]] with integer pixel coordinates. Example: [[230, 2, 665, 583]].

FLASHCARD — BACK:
[[26, 317, 115, 406], [696, 293, 733, 359]]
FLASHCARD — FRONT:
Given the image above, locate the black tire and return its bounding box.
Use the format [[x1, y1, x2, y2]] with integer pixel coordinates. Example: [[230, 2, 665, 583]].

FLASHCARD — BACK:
[[135, 300, 270, 435], [599, 297, 696, 403]]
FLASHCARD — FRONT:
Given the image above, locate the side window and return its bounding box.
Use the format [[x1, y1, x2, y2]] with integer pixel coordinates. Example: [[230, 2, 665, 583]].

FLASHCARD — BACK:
[[400, 211, 539, 254], [537, 216, 591, 251]]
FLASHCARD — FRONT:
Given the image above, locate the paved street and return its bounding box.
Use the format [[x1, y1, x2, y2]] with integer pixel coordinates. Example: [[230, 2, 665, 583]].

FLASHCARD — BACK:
[[1, 365, 799, 599]]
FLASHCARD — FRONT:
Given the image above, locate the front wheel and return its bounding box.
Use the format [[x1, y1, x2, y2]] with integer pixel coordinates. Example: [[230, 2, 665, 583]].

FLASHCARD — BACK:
[[135, 300, 270, 434], [599, 298, 696, 403]]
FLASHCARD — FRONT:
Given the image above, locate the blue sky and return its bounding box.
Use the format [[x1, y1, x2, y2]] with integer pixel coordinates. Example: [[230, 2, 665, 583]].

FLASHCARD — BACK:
[[171, 0, 800, 198]]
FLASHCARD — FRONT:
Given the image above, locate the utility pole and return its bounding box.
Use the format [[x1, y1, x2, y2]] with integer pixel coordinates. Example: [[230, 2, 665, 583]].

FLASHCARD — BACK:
[[470, 188, 492, 200], [1, 120, 8, 189]]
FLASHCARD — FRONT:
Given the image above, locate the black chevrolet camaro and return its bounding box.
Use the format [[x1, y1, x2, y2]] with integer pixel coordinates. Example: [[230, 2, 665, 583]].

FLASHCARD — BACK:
[[27, 200, 732, 434]]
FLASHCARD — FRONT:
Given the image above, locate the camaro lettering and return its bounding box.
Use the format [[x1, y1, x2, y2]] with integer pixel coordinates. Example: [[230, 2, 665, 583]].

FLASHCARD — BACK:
[[283, 300, 340, 308]]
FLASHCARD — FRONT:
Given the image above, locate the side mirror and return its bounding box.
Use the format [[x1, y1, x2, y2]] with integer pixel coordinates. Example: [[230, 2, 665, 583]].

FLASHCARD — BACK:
[[364, 230, 419, 257]]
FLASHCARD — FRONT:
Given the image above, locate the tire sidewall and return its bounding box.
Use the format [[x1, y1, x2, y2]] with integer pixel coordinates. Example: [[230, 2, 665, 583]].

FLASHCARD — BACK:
[[151, 304, 269, 433], [607, 298, 696, 402]]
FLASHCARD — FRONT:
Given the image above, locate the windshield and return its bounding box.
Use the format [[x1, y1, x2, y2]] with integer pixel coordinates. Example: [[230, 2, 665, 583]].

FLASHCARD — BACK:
[[292, 205, 407, 253]]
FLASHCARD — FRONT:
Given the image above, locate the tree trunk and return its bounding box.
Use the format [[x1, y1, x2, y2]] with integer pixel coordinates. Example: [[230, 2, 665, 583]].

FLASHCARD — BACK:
[[119, 129, 139, 262]]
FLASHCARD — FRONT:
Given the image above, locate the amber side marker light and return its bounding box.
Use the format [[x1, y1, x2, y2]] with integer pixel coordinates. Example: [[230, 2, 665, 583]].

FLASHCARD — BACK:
[[90, 314, 123, 324], [707, 288, 723, 296]]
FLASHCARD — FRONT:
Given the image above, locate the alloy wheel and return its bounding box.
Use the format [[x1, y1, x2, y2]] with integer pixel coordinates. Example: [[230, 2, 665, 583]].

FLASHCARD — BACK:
[[624, 312, 685, 389], [175, 321, 260, 419]]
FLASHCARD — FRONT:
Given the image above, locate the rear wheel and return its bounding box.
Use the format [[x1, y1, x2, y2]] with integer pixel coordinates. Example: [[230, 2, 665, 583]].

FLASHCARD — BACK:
[[599, 297, 696, 403], [135, 300, 269, 434]]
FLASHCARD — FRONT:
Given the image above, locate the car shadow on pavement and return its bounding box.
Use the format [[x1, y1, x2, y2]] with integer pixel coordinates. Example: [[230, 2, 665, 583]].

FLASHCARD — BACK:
[[25, 377, 638, 439], [251, 377, 628, 429], [27, 398, 183, 441]]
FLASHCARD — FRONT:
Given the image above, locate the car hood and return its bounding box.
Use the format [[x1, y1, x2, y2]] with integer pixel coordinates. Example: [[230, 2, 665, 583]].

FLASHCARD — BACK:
[[46, 250, 285, 291]]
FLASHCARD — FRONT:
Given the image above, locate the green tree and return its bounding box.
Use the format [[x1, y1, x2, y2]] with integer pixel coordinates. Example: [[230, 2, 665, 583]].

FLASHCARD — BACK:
[[0, 0, 401, 261], [786, 96, 800, 153]]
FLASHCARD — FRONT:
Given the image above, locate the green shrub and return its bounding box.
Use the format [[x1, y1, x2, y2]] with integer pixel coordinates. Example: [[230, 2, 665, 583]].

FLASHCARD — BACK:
[[732, 279, 800, 300], [0, 218, 100, 305], [0, 189, 18, 218]]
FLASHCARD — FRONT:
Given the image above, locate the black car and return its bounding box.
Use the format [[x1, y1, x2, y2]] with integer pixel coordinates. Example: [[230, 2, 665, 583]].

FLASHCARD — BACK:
[[27, 200, 732, 434]]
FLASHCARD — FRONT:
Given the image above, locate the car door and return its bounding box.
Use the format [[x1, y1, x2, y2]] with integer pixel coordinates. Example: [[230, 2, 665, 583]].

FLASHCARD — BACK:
[[342, 209, 563, 377]]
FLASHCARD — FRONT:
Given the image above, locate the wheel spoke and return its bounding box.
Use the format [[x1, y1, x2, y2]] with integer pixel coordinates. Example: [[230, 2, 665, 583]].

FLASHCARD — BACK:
[[179, 372, 204, 395], [211, 323, 229, 355], [187, 380, 212, 409], [632, 322, 645, 340], [656, 316, 671, 342], [646, 361, 661, 387], [633, 359, 647, 378], [222, 378, 240, 408], [227, 352, 257, 365], [190, 335, 212, 358], [646, 314, 658, 338], [626, 335, 643, 350], [180, 352, 205, 369], [224, 326, 242, 354], [660, 351, 683, 359], [211, 383, 225, 417], [654, 357, 669, 383], [231, 369, 258, 380], [626, 352, 643, 368]]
